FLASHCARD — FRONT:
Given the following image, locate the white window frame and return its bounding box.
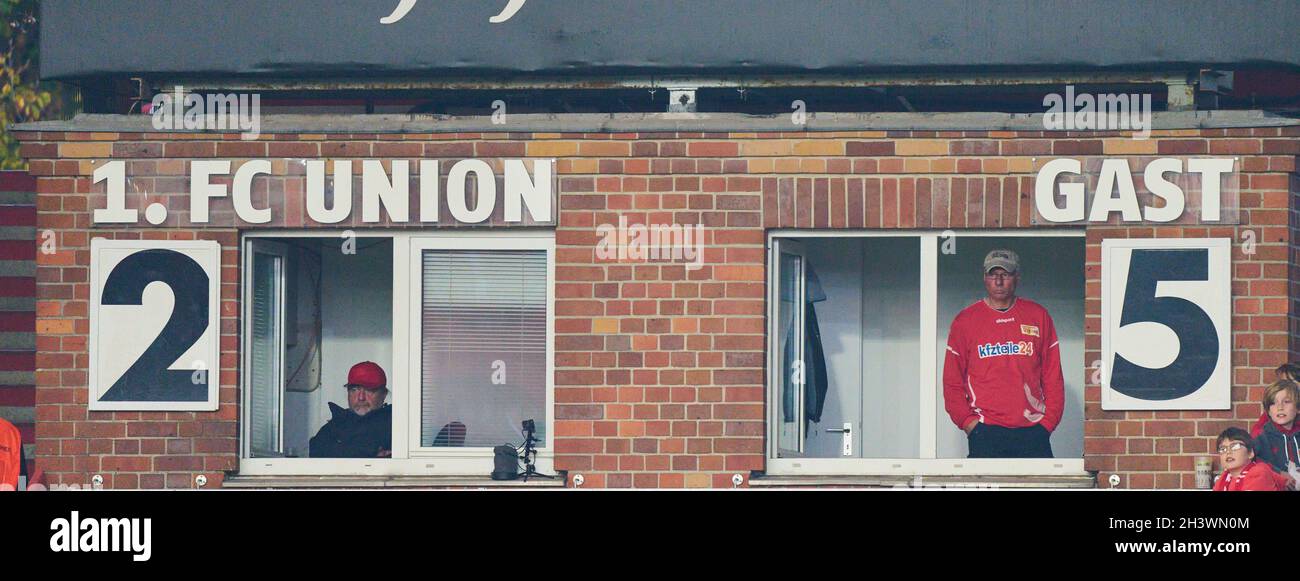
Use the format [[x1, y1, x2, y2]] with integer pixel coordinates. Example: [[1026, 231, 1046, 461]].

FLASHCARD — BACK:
[[766, 228, 1088, 477], [405, 231, 555, 475], [238, 229, 555, 477]]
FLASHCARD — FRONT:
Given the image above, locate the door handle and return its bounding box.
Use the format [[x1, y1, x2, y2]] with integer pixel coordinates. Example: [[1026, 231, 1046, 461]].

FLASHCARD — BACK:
[[824, 422, 852, 456]]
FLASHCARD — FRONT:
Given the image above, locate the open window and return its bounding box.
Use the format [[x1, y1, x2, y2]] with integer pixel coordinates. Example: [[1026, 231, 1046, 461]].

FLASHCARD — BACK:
[[239, 231, 554, 477], [767, 230, 1086, 476]]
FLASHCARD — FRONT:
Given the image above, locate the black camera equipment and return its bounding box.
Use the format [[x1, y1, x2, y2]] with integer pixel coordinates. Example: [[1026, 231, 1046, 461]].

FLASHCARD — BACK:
[[490, 419, 553, 481], [518, 419, 552, 481]]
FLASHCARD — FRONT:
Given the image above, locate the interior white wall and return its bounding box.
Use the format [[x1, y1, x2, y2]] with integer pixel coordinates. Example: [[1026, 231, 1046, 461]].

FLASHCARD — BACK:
[[281, 238, 393, 456], [859, 237, 922, 458], [934, 236, 1086, 459]]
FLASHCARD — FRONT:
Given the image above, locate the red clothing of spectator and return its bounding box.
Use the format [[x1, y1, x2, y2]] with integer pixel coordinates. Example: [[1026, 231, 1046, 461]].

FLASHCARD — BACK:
[[943, 298, 1066, 432], [1213, 460, 1283, 491]]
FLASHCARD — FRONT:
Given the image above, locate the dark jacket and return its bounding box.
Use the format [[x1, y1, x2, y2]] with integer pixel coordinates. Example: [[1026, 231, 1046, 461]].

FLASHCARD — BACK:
[[309, 403, 393, 458], [781, 264, 829, 429], [1251, 413, 1300, 476]]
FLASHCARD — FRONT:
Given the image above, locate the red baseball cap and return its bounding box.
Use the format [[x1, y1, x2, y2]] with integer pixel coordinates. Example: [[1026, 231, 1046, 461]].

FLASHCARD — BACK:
[[346, 361, 387, 390]]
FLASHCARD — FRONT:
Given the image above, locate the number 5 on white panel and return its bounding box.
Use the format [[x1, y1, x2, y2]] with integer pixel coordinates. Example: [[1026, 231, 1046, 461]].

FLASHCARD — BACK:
[[1101, 238, 1231, 410]]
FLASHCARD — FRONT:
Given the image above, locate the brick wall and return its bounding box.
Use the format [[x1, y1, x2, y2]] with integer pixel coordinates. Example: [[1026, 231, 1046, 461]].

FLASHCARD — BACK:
[[15, 125, 1300, 488], [1290, 171, 1300, 366]]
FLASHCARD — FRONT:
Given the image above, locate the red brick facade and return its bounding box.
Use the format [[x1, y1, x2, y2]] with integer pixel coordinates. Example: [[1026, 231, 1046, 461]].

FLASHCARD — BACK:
[[15, 124, 1300, 488]]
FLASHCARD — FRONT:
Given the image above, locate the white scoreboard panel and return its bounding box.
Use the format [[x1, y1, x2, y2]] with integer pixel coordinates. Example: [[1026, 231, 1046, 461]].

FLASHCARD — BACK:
[[1101, 238, 1231, 410], [88, 239, 221, 411]]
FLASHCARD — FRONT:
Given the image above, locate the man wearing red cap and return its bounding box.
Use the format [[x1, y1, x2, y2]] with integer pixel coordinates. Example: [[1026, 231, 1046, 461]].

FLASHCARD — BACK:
[[310, 361, 393, 458]]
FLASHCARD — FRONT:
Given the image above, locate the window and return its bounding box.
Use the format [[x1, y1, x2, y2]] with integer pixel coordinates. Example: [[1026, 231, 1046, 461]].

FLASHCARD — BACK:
[[767, 230, 1085, 476], [239, 231, 554, 476], [409, 237, 551, 455]]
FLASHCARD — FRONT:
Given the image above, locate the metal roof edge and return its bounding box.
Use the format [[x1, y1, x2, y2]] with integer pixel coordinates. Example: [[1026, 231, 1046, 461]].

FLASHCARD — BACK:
[[12, 110, 1300, 134]]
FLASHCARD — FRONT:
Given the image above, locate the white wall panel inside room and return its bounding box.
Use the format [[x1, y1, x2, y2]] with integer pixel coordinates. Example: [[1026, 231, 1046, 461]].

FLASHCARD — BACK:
[[859, 237, 922, 459]]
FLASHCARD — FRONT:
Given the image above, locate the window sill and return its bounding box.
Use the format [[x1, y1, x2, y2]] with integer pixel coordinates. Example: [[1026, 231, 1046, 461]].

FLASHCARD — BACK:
[[221, 474, 566, 489], [749, 473, 1097, 489]]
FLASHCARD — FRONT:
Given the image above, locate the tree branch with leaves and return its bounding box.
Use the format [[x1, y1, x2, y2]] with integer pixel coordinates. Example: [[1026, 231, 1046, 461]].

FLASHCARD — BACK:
[[2, 0, 72, 170]]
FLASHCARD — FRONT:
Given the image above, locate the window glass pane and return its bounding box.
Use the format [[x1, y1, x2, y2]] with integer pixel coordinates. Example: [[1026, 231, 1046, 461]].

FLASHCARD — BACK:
[[421, 250, 547, 448], [936, 236, 1085, 459], [249, 251, 282, 457]]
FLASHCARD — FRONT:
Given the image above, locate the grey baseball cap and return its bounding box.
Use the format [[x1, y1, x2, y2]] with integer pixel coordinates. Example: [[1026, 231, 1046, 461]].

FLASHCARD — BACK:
[[983, 249, 1020, 274]]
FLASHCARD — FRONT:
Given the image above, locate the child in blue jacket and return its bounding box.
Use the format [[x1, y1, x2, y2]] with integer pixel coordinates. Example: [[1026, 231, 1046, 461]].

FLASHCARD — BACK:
[[1251, 375, 1300, 490]]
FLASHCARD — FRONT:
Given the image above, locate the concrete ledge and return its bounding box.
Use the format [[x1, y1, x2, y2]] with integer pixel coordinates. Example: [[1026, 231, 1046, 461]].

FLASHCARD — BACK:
[[0, 406, 34, 424], [0, 261, 34, 277], [750, 473, 1098, 489], [0, 371, 35, 385], [0, 191, 35, 205], [221, 474, 566, 489], [0, 333, 35, 350], [0, 226, 35, 240], [0, 297, 35, 311], [12, 110, 1299, 135]]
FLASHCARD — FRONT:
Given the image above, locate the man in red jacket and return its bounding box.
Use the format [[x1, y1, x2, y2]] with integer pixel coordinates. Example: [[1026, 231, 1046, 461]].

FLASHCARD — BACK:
[[943, 249, 1065, 458]]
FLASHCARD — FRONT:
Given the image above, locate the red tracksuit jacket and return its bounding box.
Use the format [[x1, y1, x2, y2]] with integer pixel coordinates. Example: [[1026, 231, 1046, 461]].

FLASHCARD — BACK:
[[943, 298, 1065, 432], [1213, 460, 1283, 491]]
